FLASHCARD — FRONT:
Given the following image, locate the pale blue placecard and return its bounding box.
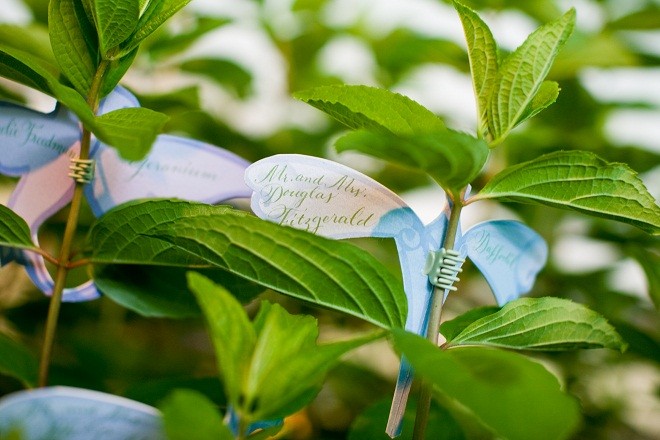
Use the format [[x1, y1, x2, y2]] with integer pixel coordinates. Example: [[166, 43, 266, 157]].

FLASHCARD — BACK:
[[0, 387, 164, 440], [0, 87, 253, 301], [246, 154, 548, 436]]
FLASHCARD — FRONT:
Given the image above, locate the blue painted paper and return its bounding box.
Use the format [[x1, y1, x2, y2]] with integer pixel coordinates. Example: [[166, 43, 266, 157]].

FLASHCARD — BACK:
[[245, 154, 548, 436], [0, 87, 252, 301], [0, 386, 164, 440]]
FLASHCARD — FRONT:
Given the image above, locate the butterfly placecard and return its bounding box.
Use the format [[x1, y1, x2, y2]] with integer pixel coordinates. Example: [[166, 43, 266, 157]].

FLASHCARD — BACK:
[[0, 87, 252, 301], [0, 387, 163, 440], [245, 154, 548, 435]]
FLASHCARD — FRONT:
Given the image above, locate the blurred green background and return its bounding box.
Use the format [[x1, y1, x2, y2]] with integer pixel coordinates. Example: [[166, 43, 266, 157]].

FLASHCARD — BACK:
[[1, 0, 658, 439]]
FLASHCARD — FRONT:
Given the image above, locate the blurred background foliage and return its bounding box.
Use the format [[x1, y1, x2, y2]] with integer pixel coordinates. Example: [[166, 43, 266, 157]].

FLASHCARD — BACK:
[[0, 0, 659, 439]]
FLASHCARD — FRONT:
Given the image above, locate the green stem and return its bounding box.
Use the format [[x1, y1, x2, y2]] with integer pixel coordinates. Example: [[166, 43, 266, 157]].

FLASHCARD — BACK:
[[38, 61, 109, 387], [412, 196, 464, 440]]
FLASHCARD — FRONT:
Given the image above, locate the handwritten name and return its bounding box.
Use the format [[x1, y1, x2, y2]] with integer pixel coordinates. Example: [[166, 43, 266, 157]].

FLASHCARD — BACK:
[[129, 159, 218, 182], [472, 230, 518, 268], [269, 204, 374, 234]]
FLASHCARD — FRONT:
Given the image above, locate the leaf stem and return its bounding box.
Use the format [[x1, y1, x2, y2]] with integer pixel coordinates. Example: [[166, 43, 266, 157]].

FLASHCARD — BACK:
[[38, 60, 109, 387], [412, 196, 464, 440]]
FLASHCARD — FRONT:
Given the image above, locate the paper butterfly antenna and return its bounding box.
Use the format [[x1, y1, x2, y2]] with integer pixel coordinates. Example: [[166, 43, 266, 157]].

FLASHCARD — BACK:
[[68, 158, 95, 184], [245, 154, 548, 438], [424, 248, 465, 291], [0, 86, 253, 301]]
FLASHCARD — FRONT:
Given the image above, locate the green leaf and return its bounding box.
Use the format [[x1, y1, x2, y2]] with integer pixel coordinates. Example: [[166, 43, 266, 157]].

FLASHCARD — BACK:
[[93, 107, 168, 160], [487, 9, 575, 145], [94, 264, 263, 319], [187, 272, 257, 408], [440, 306, 500, 342], [149, 17, 230, 59], [294, 85, 445, 136], [0, 24, 54, 63], [179, 58, 252, 98], [335, 128, 488, 195], [608, 6, 660, 30], [93, 265, 200, 318], [445, 297, 627, 351], [49, 0, 97, 95], [471, 151, 660, 235], [0, 44, 97, 126], [393, 330, 581, 440], [453, 1, 498, 135], [0, 205, 39, 253], [517, 80, 560, 125], [0, 332, 38, 387], [94, 0, 139, 56], [100, 48, 138, 98], [88, 200, 407, 329], [160, 389, 233, 440], [245, 302, 382, 420], [123, 0, 193, 54], [630, 248, 660, 309]]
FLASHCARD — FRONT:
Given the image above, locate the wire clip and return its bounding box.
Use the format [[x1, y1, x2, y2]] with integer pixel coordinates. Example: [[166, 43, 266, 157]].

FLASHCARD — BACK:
[[68, 158, 95, 184], [424, 248, 465, 291]]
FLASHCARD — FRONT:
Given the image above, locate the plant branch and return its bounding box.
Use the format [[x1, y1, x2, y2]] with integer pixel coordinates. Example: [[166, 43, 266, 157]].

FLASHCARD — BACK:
[[412, 195, 464, 440], [38, 60, 109, 387]]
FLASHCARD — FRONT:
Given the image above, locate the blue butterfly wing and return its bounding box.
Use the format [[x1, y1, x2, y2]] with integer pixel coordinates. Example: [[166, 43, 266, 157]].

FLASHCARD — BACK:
[[86, 135, 252, 216], [460, 220, 548, 305], [0, 101, 79, 175]]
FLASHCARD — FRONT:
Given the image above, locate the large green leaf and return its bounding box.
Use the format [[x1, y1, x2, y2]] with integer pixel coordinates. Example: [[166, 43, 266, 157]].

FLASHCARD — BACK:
[[0, 332, 38, 387], [94, 0, 139, 56], [294, 85, 445, 136], [188, 272, 256, 408], [393, 330, 581, 440], [445, 297, 627, 351], [123, 0, 193, 54], [100, 48, 137, 98], [49, 0, 97, 96], [93, 107, 169, 160], [471, 151, 660, 234], [245, 301, 382, 420], [439, 306, 500, 341], [453, 1, 498, 135], [487, 9, 575, 145], [335, 128, 488, 196], [88, 200, 406, 329], [160, 389, 233, 440], [0, 205, 39, 253]]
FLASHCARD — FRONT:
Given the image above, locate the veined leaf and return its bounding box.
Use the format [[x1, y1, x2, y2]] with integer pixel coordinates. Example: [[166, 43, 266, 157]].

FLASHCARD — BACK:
[[94, 107, 169, 160], [470, 151, 660, 234], [440, 306, 500, 341], [188, 272, 256, 408], [0, 205, 38, 252], [487, 9, 575, 145], [149, 17, 230, 59], [94, 0, 139, 56], [49, 0, 97, 95], [445, 297, 627, 351], [294, 85, 445, 136], [123, 0, 193, 54], [393, 330, 581, 440], [335, 128, 488, 196], [160, 389, 233, 440], [0, 332, 38, 387], [453, 1, 498, 135], [88, 200, 407, 329]]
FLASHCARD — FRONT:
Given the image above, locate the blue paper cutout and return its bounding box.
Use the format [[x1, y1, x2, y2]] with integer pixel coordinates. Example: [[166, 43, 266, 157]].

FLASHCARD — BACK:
[[0, 386, 164, 440], [0, 87, 252, 301], [245, 154, 548, 436]]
